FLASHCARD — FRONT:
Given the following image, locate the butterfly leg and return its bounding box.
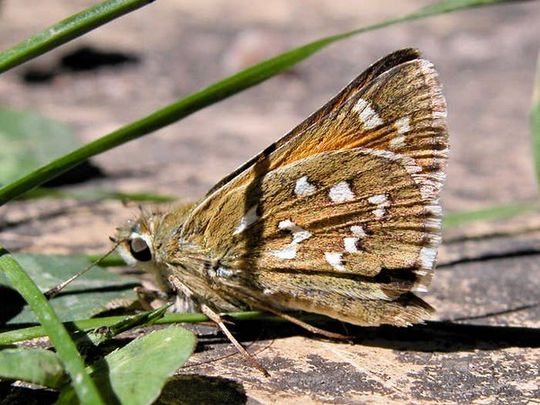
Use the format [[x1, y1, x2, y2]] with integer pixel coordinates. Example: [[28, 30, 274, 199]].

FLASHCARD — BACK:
[[263, 308, 351, 341], [133, 286, 170, 311], [200, 304, 270, 377]]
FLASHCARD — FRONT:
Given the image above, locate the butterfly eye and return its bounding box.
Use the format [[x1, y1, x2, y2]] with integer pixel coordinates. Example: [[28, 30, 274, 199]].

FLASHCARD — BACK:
[[129, 237, 152, 262]]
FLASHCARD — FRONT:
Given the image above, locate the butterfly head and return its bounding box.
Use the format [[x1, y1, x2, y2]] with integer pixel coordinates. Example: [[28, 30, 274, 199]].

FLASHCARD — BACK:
[[113, 202, 197, 271], [114, 215, 157, 268], [116, 223, 154, 265]]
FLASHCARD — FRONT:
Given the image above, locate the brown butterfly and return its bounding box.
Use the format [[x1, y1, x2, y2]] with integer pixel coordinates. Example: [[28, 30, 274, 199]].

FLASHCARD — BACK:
[[115, 48, 448, 348]]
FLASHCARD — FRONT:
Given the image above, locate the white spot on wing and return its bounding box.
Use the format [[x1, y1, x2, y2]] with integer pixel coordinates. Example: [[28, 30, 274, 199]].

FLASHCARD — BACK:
[[395, 116, 411, 134], [325, 252, 346, 271], [216, 267, 236, 278], [271, 245, 297, 260], [419, 246, 438, 269], [270, 220, 312, 260], [329, 181, 355, 203], [368, 194, 387, 204], [351, 225, 366, 237], [433, 110, 447, 119], [344, 238, 359, 253], [412, 284, 429, 293], [294, 176, 317, 197], [353, 98, 384, 129], [344, 225, 367, 253], [367, 194, 389, 219], [233, 205, 259, 235], [425, 204, 442, 216], [389, 136, 405, 149], [390, 116, 410, 149]]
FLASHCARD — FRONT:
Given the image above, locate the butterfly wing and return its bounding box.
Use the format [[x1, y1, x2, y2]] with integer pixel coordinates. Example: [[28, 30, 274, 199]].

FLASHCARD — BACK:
[[176, 49, 447, 326], [207, 48, 423, 195]]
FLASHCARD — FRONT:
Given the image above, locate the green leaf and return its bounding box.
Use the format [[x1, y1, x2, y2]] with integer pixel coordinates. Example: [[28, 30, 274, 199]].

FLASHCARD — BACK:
[[0, 347, 67, 389], [0, 246, 104, 404], [443, 202, 540, 228], [0, 0, 154, 74], [0, 0, 528, 205], [0, 108, 80, 186], [531, 50, 540, 185], [0, 254, 138, 324], [57, 327, 197, 405]]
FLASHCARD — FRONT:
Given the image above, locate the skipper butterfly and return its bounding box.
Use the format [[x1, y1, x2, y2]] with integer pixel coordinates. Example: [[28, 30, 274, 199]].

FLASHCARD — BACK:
[[115, 48, 448, 341]]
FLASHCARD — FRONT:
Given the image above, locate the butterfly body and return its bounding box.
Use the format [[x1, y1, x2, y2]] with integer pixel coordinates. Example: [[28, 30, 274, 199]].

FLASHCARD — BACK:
[[116, 48, 448, 329]]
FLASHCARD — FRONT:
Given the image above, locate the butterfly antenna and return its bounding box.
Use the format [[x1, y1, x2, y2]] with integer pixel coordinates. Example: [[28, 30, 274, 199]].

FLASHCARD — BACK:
[[44, 240, 122, 300], [200, 304, 270, 377]]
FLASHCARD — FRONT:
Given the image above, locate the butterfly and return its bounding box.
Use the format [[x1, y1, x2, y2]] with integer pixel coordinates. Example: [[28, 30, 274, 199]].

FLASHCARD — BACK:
[[115, 48, 448, 341]]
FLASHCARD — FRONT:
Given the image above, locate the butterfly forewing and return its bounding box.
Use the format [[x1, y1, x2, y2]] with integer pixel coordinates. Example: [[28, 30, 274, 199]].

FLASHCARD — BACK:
[[207, 48, 423, 195], [173, 50, 448, 326], [200, 54, 446, 207]]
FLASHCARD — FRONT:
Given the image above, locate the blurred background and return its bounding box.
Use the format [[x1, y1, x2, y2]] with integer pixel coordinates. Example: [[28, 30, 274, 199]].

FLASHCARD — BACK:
[[0, 0, 539, 253]]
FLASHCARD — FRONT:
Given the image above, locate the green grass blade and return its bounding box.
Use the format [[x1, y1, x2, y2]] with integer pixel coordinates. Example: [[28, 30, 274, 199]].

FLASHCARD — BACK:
[[21, 187, 176, 203], [531, 50, 540, 185], [0, 0, 527, 205], [0, 311, 270, 345], [0, 0, 154, 74], [84, 305, 170, 346], [443, 202, 540, 228], [84, 254, 126, 267], [0, 246, 104, 405]]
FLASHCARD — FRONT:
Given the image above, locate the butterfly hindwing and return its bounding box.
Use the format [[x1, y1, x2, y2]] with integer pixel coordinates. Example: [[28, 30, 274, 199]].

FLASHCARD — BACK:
[[185, 147, 438, 325]]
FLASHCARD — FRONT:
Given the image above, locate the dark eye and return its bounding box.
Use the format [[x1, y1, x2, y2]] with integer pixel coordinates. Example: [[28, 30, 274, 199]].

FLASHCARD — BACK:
[[129, 237, 152, 262]]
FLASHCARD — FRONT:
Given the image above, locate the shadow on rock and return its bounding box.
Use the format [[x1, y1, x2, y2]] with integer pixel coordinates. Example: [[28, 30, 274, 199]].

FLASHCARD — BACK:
[[155, 374, 247, 405], [214, 315, 540, 353]]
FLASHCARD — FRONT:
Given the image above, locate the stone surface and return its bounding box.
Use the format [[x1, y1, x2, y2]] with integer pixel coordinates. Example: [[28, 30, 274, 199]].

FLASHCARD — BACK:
[[0, 1, 539, 404]]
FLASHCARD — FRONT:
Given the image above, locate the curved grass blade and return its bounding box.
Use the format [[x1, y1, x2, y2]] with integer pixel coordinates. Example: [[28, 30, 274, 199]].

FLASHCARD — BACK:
[[443, 202, 540, 228], [0, 246, 104, 405], [84, 254, 126, 267], [21, 188, 176, 203], [0, 0, 527, 205], [0, 0, 155, 74], [0, 311, 270, 345], [84, 304, 171, 346], [531, 50, 540, 185]]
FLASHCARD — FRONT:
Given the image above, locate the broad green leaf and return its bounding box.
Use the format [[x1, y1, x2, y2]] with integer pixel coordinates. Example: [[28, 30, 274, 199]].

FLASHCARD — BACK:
[[0, 0, 529, 205], [0, 245, 104, 404], [0, 0, 154, 74], [0, 347, 66, 389], [0, 254, 138, 324], [57, 327, 197, 405], [0, 109, 80, 185], [531, 50, 540, 185]]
